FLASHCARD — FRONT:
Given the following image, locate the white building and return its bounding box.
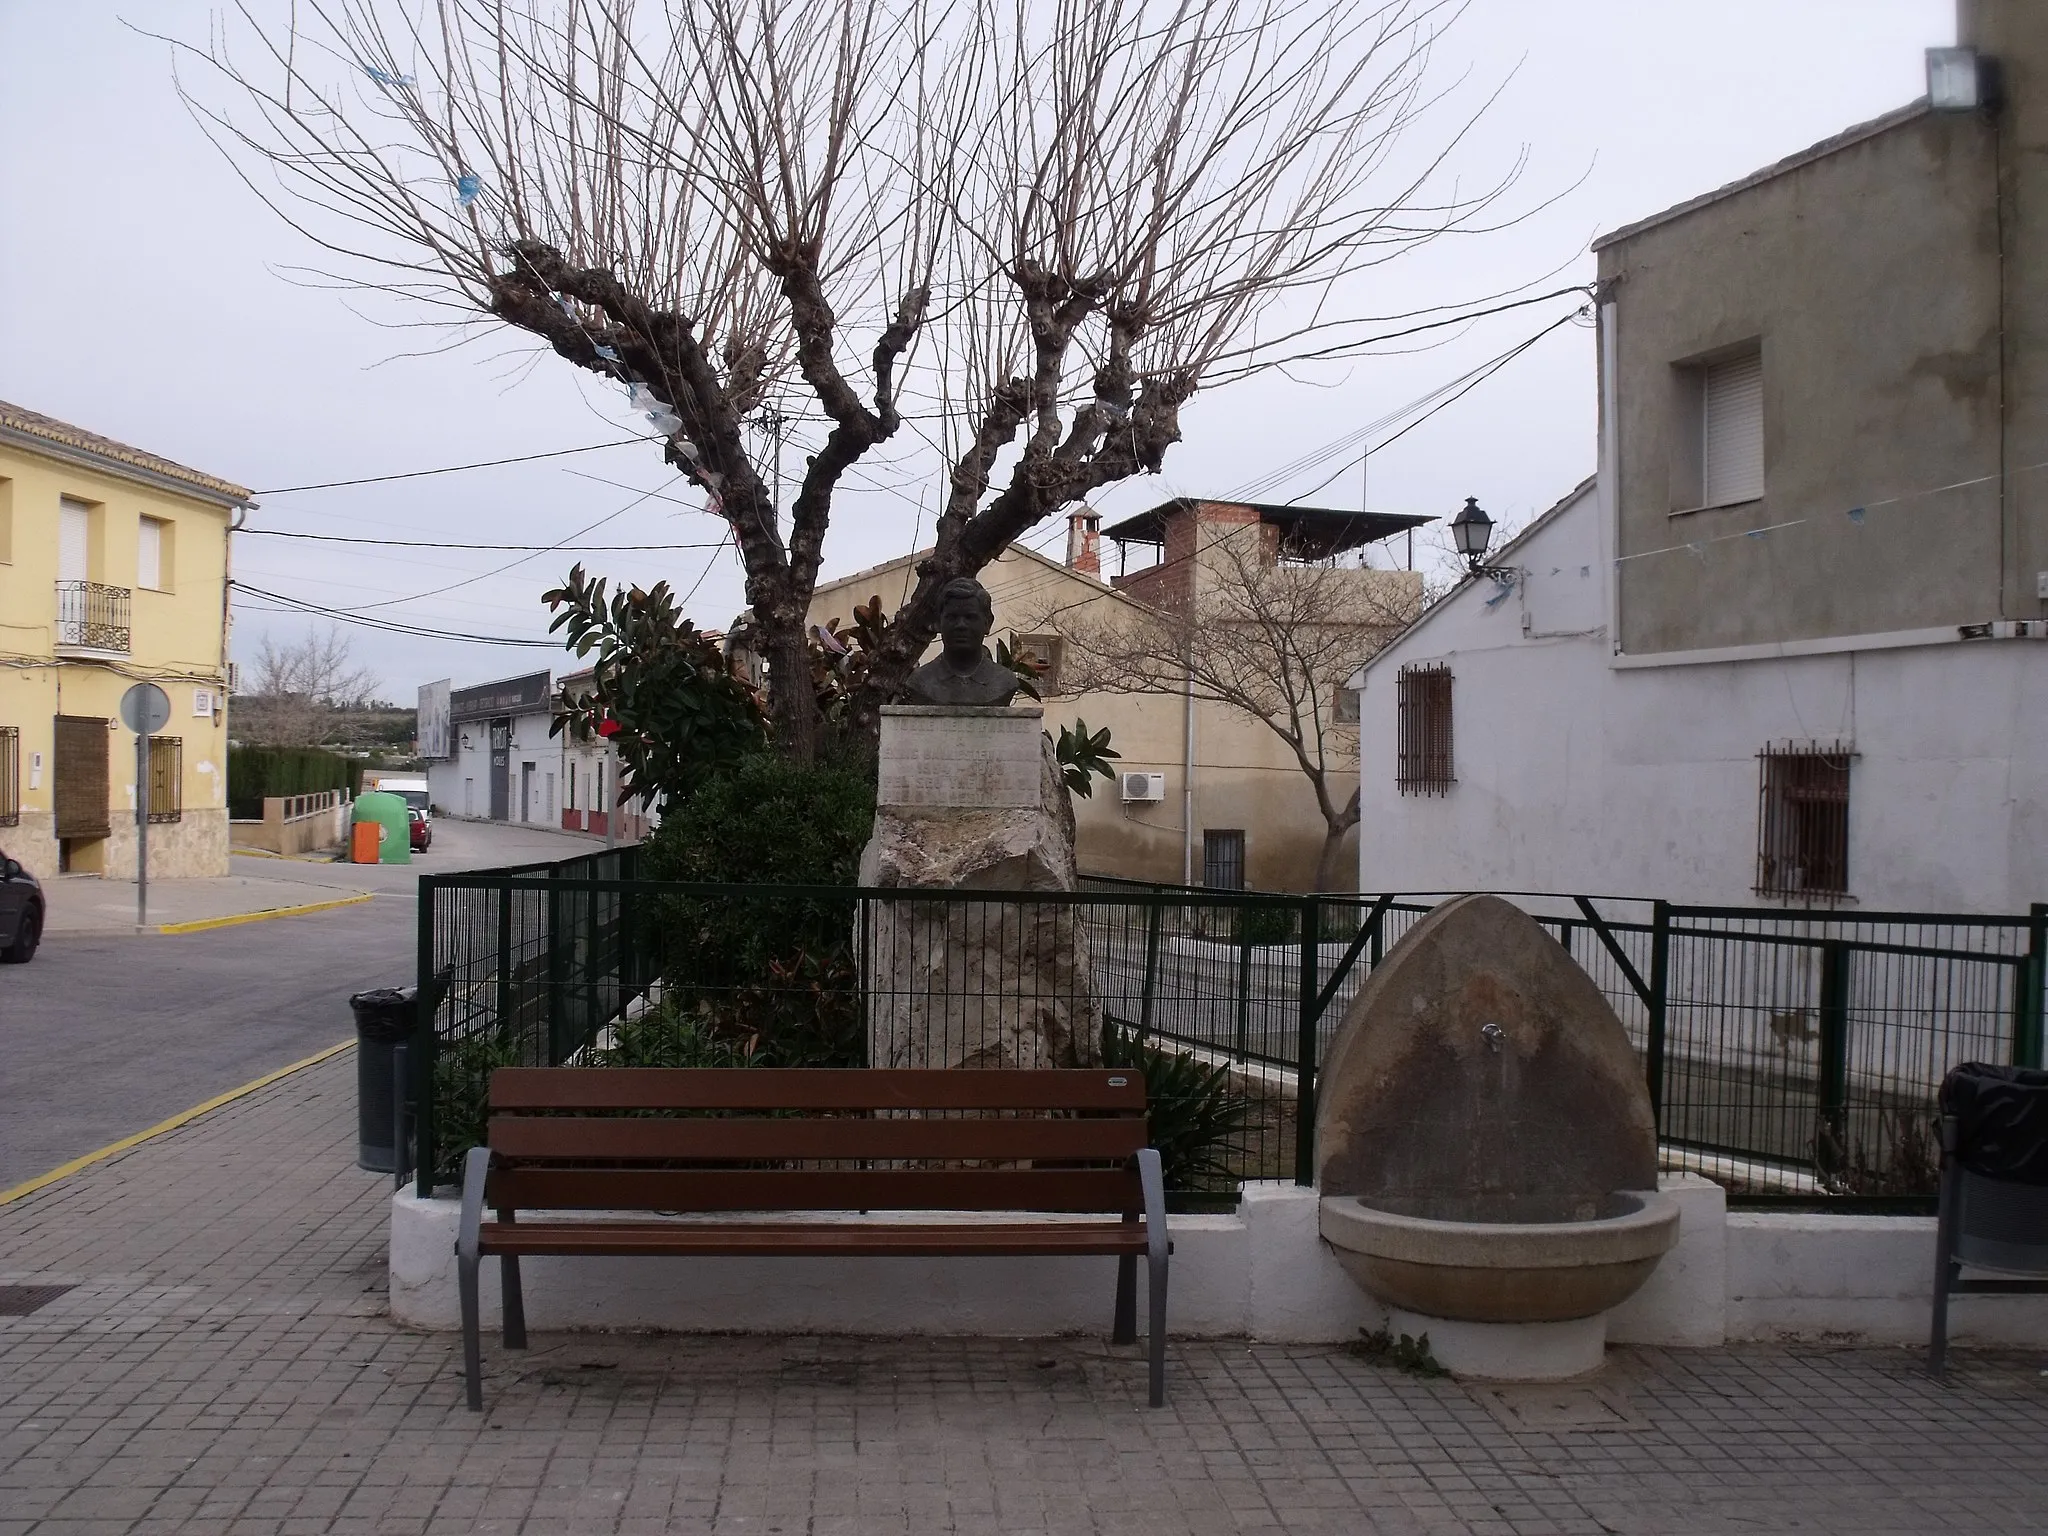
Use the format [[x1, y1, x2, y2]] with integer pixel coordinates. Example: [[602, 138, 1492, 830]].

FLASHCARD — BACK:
[[1356, 7, 2048, 914], [426, 670, 559, 825]]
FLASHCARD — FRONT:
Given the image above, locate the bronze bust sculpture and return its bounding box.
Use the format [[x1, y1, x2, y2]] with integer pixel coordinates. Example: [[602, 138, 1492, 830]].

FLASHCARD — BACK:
[[901, 577, 1020, 707]]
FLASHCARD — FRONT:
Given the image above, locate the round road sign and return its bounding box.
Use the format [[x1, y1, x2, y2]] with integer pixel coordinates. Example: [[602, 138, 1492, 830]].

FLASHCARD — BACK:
[[120, 682, 173, 735]]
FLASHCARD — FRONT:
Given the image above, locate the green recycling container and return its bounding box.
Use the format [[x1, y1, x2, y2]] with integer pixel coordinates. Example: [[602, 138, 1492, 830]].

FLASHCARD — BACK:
[[351, 791, 412, 864]]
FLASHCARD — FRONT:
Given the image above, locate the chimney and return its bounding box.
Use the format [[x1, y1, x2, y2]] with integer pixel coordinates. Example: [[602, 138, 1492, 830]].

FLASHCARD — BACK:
[[1066, 507, 1102, 577]]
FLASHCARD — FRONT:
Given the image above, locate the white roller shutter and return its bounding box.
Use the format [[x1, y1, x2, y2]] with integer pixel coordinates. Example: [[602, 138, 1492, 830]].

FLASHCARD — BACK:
[[1702, 351, 1764, 505], [59, 497, 89, 582], [137, 517, 162, 590]]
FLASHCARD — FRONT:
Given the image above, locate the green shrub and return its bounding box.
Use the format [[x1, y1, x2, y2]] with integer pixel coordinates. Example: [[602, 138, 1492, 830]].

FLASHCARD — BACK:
[[595, 999, 763, 1069], [638, 752, 874, 1068], [429, 1029, 525, 1188], [1100, 1020, 1253, 1194]]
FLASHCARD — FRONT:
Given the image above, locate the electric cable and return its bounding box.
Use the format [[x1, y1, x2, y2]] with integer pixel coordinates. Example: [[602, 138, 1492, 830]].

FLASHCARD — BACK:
[[253, 436, 661, 495], [236, 529, 726, 551], [231, 581, 559, 647]]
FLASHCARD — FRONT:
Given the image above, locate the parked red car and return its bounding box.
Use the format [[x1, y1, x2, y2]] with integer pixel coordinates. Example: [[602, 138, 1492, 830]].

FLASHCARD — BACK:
[[408, 807, 432, 852]]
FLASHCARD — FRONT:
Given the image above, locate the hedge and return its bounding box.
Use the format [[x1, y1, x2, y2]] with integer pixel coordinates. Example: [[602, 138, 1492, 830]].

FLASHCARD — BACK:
[[227, 746, 361, 820]]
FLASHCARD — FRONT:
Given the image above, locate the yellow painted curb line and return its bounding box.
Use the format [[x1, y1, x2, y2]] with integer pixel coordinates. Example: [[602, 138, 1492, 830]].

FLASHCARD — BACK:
[[0, 1039, 357, 1207], [155, 892, 373, 934]]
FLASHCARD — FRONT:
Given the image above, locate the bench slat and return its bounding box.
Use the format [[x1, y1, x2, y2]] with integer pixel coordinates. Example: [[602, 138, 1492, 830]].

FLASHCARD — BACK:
[[489, 1067, 1147, 1112], [488, 1166, 1139, 1214], [488, 1115, 1149, 1163], [476, 1219, 1148, 1258]]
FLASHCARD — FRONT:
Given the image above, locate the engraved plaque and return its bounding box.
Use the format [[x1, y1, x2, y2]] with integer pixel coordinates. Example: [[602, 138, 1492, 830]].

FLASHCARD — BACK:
[[878, 705, 1043, 810]]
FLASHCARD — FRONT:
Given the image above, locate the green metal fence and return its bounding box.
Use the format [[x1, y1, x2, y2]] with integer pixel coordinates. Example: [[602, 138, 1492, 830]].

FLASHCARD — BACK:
[[410, 855, 2045, 1211]]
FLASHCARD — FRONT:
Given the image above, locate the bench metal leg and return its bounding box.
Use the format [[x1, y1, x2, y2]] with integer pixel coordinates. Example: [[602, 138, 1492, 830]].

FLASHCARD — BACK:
[[458, 1250, 484, 1412], [457, 1145, 491, 1411], [1113, 1254, 1136, 1345], [1928, 1130, 1961, 1377], [502, 1254, 527, 1350], [1137, 1148, 1169, 1408]]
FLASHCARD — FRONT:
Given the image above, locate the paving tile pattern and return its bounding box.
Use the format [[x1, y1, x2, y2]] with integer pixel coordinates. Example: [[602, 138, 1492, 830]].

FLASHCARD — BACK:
[[2, 1055, 2045, 1534]]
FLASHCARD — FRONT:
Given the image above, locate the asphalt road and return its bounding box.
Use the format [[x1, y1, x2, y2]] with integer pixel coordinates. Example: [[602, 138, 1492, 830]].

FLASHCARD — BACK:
[[0, 819, 611, 1189]]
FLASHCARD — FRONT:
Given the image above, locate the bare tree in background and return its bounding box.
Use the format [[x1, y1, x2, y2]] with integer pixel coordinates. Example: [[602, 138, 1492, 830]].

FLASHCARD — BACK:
[[1050, 527, 1428, 891], [237, 627, 379, 745], [181, 0, 1531, 757]]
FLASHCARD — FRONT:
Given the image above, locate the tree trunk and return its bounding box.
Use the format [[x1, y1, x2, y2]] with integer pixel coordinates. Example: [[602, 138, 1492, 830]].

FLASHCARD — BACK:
[[765, 625, 818, 762], [1314, 821, 1357, 895]]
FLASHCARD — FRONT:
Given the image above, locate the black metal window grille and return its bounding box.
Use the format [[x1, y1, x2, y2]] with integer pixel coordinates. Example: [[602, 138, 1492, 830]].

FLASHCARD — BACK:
[[1395, 663, 1453, 794], [1203, 829, 1246, 891], [1756, 741, 1851, 900], [0, 726, 17, 826], [147, 736, 182, 824]]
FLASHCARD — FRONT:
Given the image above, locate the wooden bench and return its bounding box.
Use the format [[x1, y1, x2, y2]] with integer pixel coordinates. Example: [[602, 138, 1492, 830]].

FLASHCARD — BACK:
[[457, 1067, 1171, 1410]]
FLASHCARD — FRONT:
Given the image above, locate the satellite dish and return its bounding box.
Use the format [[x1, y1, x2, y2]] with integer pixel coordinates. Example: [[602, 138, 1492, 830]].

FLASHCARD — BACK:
[[120, 682, 172, 734]]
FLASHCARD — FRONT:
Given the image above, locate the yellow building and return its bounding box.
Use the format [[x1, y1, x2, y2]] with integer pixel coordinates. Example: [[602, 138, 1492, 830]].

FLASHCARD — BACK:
[[807, 499, 1425, 892], [0, 401, 250, 881]]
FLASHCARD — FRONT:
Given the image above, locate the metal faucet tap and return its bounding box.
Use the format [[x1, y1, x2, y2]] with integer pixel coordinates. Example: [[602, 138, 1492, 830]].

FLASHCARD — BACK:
[[1481, 1021, 1505, 1053]]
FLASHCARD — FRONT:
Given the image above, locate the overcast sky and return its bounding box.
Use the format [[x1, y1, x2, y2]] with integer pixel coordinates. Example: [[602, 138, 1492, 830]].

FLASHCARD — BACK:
[[0, 0, 1954, 702]]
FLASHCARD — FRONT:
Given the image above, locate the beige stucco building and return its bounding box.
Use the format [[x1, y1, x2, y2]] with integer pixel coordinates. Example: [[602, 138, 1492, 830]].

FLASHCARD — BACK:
[[0, 402, 250, 881], [808, 499, 1423, 891]]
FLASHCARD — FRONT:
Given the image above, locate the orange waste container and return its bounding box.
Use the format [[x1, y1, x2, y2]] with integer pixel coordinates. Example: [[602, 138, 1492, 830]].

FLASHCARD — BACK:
[[350, 820, 382, 864]]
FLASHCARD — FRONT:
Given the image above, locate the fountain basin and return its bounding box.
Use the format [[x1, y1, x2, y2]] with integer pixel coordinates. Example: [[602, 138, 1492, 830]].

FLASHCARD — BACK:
[[1320, 1189, 1680, 1324]]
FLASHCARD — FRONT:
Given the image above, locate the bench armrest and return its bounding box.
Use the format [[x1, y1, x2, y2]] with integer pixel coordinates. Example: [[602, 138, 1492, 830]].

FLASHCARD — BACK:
[[456, 1145, 492, 1264], [1136, 1148, 1167, 1266]]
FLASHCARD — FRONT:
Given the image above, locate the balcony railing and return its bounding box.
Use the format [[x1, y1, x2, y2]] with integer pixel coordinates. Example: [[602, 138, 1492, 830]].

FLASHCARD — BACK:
[[56, 580, 131, 653]]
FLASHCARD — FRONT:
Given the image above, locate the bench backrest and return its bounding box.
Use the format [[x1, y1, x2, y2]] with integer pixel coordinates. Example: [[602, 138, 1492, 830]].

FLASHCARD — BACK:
[[484, 1067, 1150, 1215]]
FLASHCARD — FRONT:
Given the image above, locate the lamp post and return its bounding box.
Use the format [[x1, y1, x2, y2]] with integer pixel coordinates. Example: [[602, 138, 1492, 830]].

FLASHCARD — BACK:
[[1450, 497, 1517, 582]]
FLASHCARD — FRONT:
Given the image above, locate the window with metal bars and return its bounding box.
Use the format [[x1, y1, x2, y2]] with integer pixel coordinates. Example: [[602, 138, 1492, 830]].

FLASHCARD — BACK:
[[1755, 742, 1851, 900], [1202, 829, 1246, 891], [1395, 663, 1454, 795], [147, 736, 182, 824], [0, 727, 17, 826]]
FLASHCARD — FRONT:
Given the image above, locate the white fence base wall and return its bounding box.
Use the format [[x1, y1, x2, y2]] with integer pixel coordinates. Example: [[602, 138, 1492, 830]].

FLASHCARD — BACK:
[[389, 1175, 2048, 1349]]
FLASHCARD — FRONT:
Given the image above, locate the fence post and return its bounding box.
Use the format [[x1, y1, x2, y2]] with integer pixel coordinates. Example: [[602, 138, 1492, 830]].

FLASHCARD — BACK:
[[2014, 903, 2047, 1070], [545, 867, 567, 1063], [1234, 914, 1254, 1063], [494, 878, 515, 1044], [413, 876, 437, 1198], [1816, 939, 1852, 1173], [1138, 899, 1164, 1037], [1294, 894, 1322, 1186], [1646, 901, 1670, 1139]]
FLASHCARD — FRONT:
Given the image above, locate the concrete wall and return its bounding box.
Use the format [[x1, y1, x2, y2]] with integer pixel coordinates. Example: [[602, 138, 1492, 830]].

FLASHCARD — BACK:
[[0, 431, 235, 881], [230, 792, 349, 856], [1354, 483, 2048, 912], [390, 1173, 2048, 1350], [1598, 107, 2026, 653]]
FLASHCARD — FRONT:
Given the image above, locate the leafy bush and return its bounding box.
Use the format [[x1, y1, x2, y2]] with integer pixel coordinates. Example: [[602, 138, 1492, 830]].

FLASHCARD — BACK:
[[1100, 1019, 1253, 1194], [429, 1029, 525, 1188], [1054, 719, 1120, 798], [595, 999, 763, 1069], [638, 752, 874, 1068]]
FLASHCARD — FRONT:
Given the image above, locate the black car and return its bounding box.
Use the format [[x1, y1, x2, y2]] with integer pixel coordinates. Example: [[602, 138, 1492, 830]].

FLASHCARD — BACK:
[[0, 849, 42, 963]]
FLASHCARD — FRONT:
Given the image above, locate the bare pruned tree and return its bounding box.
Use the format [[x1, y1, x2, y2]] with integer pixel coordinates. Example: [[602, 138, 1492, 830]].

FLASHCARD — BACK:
[[237, 627, 380, 745], [179, 0, 1527, 757], [1049, 526, 1427, 891]]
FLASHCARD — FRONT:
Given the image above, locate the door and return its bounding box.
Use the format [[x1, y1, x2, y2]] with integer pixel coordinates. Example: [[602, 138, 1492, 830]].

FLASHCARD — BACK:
[[488, 720, 510, 820], [53, 715, 111, 838], [520, 762, 535, 822]]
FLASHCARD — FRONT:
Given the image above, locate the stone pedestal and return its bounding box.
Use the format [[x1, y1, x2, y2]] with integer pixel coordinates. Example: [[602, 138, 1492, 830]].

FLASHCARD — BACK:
[[859, 706, 1099, 1069]]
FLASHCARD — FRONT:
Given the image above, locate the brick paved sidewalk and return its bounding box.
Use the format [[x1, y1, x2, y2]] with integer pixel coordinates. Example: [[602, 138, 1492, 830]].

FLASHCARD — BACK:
[[2, 1053, 2044, 1535]]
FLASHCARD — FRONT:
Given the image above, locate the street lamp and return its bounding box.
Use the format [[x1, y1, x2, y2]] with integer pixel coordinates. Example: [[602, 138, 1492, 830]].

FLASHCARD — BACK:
[[1451, 497, 1516, 582]]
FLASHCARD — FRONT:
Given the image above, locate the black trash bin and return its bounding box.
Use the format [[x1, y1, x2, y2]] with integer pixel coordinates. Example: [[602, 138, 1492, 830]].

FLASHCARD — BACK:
[[351, 986, 417, 1173]]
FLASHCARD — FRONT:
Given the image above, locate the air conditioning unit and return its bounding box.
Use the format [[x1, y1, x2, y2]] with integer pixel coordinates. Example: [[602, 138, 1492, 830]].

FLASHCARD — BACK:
[[1120, 771, 1166, 804]]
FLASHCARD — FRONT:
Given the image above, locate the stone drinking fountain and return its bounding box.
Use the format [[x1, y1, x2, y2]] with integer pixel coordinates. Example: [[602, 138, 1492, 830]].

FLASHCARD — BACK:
[[1318, 894, 1679, 1379]]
